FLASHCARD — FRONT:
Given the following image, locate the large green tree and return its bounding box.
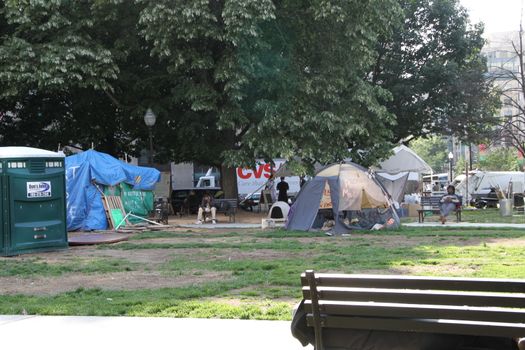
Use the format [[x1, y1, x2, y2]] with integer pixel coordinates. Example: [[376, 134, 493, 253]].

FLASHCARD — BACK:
[[139, 0, 401, 184], [0, 0, 499, 197], [0, 1, 149, 154], [1, 0, 402, 196], [372, 0, 500, 145]]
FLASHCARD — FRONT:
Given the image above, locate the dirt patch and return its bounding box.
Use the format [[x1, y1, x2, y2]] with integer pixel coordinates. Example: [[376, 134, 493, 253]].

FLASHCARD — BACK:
[[389, 264, 480, 277], [485, 238, 525, 247], [0, 245, 295, 296], [207, 296, 298, 308], [5, 247, 181, 266], [1, 270, 229, 296]]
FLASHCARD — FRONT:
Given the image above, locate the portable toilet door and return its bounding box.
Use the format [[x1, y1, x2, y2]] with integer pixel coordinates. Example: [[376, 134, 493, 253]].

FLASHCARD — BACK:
[[1, 147, 68, 256]]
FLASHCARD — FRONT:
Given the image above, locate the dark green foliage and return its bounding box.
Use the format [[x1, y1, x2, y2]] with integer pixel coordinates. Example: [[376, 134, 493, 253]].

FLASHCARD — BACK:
[[0, 0, 498, 169], [373, 0, 500, 145]]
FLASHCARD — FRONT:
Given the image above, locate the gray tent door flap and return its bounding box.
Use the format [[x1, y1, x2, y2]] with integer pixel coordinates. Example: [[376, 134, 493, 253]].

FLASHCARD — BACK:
[[286, 179, 325, 231], [329, 179, 349, 234]]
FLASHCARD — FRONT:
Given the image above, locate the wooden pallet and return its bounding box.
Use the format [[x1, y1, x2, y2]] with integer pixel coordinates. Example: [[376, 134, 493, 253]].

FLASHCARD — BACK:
[[101, 195, 130, 229]]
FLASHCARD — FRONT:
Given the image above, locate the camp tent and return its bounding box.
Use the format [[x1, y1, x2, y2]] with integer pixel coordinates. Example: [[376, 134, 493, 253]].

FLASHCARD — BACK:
[[375, 172, 411, 203], [377, 145, 432, 174], [375, 145, 432, 202], [286, 162, 400, 234], [65, 150, 160, 231]]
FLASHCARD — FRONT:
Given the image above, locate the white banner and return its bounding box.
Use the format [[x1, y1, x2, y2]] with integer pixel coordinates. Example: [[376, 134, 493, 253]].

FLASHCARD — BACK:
[[236, 160, 300, 195]]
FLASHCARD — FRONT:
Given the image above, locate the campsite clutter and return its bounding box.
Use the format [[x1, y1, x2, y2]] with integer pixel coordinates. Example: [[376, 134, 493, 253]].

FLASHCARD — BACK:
[[286, 162, 400, 235], [259, 147, 432, 233], [65, 150, 166, 234]]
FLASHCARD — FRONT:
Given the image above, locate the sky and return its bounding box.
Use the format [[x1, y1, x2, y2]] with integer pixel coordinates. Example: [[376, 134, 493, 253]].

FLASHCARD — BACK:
[[460, 0, 523, 34]]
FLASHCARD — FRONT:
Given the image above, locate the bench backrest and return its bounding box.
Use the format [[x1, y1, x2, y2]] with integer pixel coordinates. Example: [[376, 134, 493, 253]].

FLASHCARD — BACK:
[[420, 196, 442, 207], [215, 198, 237, 211], [301, 270, 525, 349], [421, 195, 463, 207]]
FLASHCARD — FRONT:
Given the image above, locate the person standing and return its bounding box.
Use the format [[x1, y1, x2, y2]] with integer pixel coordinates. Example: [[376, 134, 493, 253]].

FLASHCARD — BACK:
[[265, 175, 277, 203], [299, 175, 306, 188], [277, 177, 289, 203]]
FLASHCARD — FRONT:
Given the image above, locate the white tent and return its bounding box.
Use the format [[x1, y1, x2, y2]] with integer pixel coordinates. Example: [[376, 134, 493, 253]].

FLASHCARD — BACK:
[[377, 145, 432, 174], [374, 145, 432, 203], [375, 172, 410, 203]]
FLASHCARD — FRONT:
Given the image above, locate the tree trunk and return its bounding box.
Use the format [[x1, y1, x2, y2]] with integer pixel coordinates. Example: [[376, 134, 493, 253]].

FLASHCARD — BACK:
[[221, 165, 238, 199]]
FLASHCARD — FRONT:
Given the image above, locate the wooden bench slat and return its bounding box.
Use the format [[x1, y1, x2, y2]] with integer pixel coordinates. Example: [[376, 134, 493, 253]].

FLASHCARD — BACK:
[[303, 300, 525, 323], [301, 273, 525, 292], [306, 315, 525, 338], [417, 195, 462, 223], [295, 271, 525, 348], [302, 287, 525, 308]]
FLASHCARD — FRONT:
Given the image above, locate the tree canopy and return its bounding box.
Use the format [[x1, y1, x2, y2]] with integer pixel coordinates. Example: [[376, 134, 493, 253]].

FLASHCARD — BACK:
[[373, 0, 500, 145], [409, 136, 449, 173], [0, 0, 498, 187]]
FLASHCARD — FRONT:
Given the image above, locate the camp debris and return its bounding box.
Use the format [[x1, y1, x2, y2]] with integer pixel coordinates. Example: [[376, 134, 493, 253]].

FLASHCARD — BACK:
[[65, 150, 163, 231]]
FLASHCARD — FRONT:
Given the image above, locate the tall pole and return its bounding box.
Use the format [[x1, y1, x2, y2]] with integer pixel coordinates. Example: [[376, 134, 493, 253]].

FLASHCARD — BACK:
[[465, 146, 469, 206], [148, 127, 154, 166], [448, 151, 454, 184], [143, 108, 157, 166], [449, 160, 452, 184]]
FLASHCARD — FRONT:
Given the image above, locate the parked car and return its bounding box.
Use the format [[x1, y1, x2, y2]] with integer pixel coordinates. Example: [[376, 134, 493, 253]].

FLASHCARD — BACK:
[[470, 187, 498, 208], [239, 192, 260, 211]]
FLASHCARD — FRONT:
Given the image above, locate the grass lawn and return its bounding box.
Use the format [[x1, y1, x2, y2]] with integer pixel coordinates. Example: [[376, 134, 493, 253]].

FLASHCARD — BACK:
[[461, 208, 525, 223], [401, 207, 525, 224], [1, 225, 525, 320]]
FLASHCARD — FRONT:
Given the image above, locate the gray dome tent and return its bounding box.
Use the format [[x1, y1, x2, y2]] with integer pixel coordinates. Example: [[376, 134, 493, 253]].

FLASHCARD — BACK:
[[286, 162, 400, 234]]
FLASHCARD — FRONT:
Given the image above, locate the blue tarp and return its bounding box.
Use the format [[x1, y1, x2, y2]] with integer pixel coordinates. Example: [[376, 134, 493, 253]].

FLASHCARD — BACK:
[[65, 150, 161, 231]]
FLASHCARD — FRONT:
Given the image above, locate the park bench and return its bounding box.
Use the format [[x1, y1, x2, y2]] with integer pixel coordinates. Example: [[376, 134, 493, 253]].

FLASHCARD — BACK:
[[417, 195, 461, 223], [292, 270, 525, 350], [214, 198, 237, 223]]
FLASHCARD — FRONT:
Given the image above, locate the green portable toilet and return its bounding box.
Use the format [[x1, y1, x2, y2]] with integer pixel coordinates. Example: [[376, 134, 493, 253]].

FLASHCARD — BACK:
[[1, 147, 68, 256]]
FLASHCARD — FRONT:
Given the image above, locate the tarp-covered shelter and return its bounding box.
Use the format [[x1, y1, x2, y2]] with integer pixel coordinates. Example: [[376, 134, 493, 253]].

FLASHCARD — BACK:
[[286, 162, 400, 234], [65, 150, 160, 231]]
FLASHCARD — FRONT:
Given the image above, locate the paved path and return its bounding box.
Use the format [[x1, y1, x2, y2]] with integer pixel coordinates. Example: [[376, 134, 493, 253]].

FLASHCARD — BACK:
[[0, 316, 310, 350], [178, 223, 262, 229], [404, 222, 525, 229]]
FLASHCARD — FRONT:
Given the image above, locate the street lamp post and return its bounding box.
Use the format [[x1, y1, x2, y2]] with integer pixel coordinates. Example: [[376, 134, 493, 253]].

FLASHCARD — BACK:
[[448, 151, 454, 184], [143, 108, 157, 166]]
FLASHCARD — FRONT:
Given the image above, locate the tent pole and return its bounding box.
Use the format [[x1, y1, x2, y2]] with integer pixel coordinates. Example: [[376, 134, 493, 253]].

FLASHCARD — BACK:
[[115, 212, 163, 230]]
